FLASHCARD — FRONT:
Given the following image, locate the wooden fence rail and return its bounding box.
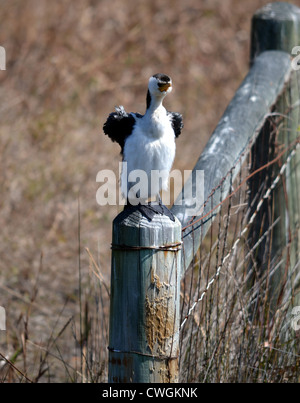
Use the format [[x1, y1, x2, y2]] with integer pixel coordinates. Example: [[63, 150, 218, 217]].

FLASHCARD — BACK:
[[172, 50, 292, 274], [108, 2, 300, 383]]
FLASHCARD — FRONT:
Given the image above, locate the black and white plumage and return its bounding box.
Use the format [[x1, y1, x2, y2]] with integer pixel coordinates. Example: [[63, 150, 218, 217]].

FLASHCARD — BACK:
[[103, 73, 183, 221]]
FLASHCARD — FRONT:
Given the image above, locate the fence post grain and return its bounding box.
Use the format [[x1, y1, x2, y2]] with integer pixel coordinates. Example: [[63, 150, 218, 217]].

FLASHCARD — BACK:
[[108, 208, 182, 383], [249, 2, 300, 314]]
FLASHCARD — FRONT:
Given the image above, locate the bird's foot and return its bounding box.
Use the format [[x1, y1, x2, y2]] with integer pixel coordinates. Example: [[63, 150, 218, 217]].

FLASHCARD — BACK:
[[158, 203, 176, 222], [124, 201, 175, 222], [140, 201, 175, 222]]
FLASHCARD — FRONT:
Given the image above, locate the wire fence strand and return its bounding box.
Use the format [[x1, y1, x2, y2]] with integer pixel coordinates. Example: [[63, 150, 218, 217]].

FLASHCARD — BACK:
[[179, 69, 300, 383]]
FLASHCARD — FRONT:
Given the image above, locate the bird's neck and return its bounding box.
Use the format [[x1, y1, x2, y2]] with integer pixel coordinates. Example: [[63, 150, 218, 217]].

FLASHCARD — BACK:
[[146, 90, 165, 115]]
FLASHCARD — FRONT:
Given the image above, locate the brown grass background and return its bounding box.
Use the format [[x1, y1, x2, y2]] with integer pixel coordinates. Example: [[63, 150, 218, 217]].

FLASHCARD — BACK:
[[0, 0, 299, 382]]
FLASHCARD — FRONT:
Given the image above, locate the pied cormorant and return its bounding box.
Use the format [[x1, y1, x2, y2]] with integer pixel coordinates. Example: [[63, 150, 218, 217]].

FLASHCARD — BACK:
[[103, 73, 183, 221]]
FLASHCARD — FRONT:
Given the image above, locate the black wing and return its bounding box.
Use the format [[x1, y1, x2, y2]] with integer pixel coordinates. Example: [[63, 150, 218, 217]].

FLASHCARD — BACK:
[[167, 111, 183, 138], [103, 106, 137, 154]]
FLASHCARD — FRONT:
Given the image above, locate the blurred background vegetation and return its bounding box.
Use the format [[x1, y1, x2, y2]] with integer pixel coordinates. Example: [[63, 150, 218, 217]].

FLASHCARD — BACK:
[[0, 0, 296, 382]]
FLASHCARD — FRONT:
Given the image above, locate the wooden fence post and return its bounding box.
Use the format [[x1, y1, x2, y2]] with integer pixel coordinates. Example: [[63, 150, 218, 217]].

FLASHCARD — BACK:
[[250, 2, 300, 64], [249, 2, 300, 314], [108, 208, 182, 383]]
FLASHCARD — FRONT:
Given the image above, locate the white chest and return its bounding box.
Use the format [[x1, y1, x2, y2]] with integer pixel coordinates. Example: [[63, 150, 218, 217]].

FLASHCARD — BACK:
[[126, 110, 175, 168], [141, 109, 170, 138], [121, 111, 176, 197]]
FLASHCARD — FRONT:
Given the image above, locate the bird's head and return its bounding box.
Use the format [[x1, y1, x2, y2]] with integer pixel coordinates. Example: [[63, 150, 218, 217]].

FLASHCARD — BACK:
[[146, 74, 172, 110], [148, 73, 172, 98]]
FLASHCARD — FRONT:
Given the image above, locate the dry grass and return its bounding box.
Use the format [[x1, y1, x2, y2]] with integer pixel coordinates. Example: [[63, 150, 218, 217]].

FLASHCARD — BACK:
[[0, 0, 290, 382]]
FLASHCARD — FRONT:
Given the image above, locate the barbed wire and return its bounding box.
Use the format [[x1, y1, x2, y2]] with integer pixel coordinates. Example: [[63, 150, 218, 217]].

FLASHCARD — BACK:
[[179, 141, 300, 331], [182, 136, 300, 232]]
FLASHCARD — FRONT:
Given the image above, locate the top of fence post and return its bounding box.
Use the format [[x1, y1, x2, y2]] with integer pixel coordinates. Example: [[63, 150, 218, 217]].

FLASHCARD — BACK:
[[250, 2, 300, 63]]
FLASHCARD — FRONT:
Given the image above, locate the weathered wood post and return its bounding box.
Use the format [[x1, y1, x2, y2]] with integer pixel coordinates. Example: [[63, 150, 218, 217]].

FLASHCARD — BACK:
[[249, 2, 300, 314], [108, 208, 182, 383]]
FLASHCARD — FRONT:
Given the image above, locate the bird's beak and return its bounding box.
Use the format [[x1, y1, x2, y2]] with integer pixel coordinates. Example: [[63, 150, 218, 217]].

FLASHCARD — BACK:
[[159, 83, 172, 92]]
